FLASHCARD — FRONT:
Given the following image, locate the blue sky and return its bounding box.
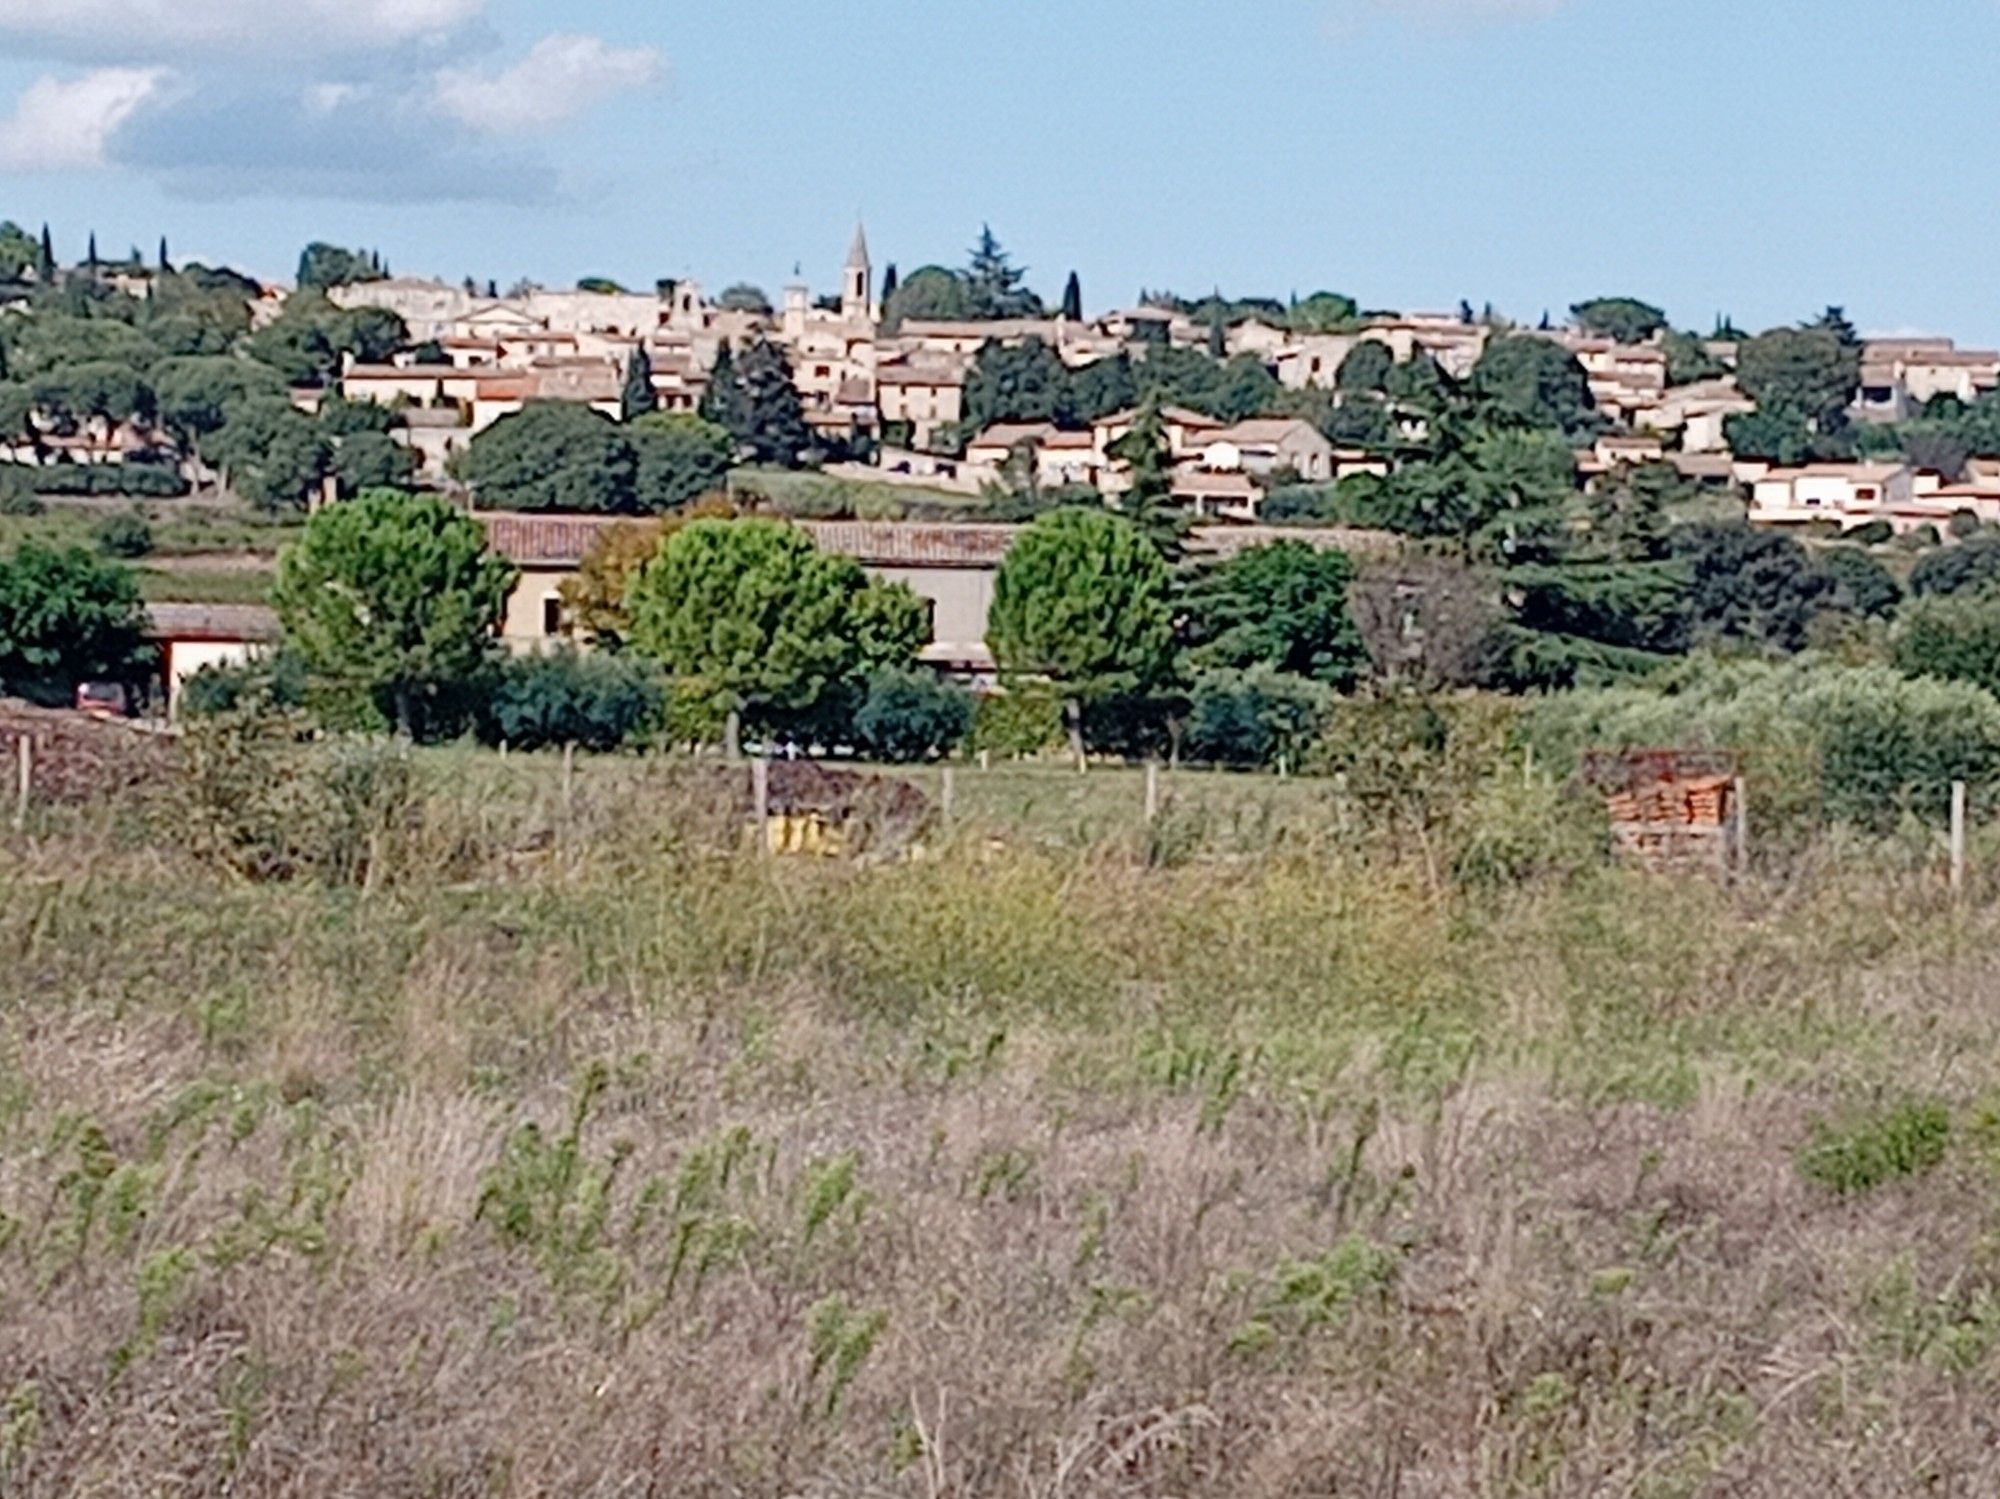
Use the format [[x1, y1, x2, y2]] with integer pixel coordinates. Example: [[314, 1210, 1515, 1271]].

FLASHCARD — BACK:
[[1, 0, 1996, 342]]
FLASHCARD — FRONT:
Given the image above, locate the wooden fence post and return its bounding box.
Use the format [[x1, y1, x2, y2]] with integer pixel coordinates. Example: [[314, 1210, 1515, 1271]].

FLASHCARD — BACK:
[[1732, 776, 1749, 877], [1144, 760, 1161, 824], [751, 755, 770, 858], [561, 741, 575, 817], [12, 735, 28, 833], [1952, 780, 1967, 898], [941, 766, 955, 827]]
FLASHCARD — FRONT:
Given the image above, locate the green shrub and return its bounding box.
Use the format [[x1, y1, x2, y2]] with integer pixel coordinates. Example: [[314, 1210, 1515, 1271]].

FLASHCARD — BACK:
[[28, 462, 186, 498], [1183, 666, 1331, 768], [1848, 519, 1893, 547], [1895, 592, 2000, 698], [970, 683, 1064, 758], [0, 484, 44, 516], [850, 667, 972, 762], [93, 510, 153, 558], [179, 650, 307, 718], [1798, 1100, 1950, 1195], [480, 649, 666, 753], [1523, 659, 2000, 829]]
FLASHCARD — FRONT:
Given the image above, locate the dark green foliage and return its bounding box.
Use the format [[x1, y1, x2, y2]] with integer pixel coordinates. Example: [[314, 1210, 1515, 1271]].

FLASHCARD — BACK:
[[1060, 271, 1082, 323], [1723, 408, 1827, 465], [1799, 1101, 1950, 1196], [1569, 297, 1667, 344], [334, 431, 417, 496], [317, 392, 401, 437], [627, 518, 927, 735], [989, 510, 1174, 748], [463, 404, 637, 513], [1912, 536, 2000, 597], [1662, 329, 1726, 386], [272, 491, 516, 737], [1183, 666, 1331, 767], [1185, 541, 1366, 688], [1469, 335, 1594, 433], [93, 510, 153, 558], [1823, 547, 1901, 619], [0, 542, 147, 703], [719, 338, 808, 468], [295, 243, 386, 291], [22, 463, 187, 498], [964, 226, 1042, 319], [1736, 324, 1858, 434], [481, 649, 666, 752], [716, 284, 772, 315], [1671, 523, 1835, 653], [201, 398, 332, 510], [883, 265, 970, 325], [28, 361, 153, 433], [1894, 592, 2000, 698], [153, 356, 288, 441], [179, 649, 308, 717], [620, 347, 654, 423], [964, 337, 1072, 432], [1335, 341, 1394, 393], [1067, 354, 1138, 423], [1287, 291, 1359, 333], [246, 291, 407, 387], [850, 667, 973, 762], [630, 413, 733, 511]]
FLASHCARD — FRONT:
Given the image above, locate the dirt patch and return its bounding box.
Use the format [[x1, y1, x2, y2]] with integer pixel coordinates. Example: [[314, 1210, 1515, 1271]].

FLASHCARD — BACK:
[[0, 700, 178, 805]]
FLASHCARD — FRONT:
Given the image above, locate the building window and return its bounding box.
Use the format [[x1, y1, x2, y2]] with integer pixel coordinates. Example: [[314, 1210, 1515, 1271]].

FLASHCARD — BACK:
[[542, 596, 563, 636]]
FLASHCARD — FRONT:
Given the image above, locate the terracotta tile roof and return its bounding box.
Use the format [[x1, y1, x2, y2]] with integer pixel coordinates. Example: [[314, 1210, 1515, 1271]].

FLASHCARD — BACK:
[[478, 513, 1020, 569], [144, 603, 280, 643], [875, 360, 968, 388], [798, 520, 1018, 567], [1205, 418, 1327, 447], [967, 422, 1056, 451]]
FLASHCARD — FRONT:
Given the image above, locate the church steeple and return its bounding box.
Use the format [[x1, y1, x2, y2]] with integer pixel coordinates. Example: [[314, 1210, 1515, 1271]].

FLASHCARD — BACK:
[[842, 221, 871, 320]]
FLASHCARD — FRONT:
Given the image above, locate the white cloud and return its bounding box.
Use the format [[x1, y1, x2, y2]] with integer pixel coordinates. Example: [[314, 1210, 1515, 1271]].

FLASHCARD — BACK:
[[434, 34, 663, 133], [0, 66, 164, 169], [0, 0, 484, 59]]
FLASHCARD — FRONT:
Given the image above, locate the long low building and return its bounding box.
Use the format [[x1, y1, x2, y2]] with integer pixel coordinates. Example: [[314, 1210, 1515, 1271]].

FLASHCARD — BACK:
[[478, 511, 1398, 675], [144, 602, 281, 713], [478, 513, 1015, 674]]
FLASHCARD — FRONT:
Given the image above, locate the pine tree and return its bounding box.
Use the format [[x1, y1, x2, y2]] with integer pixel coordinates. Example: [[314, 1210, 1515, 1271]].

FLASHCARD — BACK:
[[36, 224, 54, 283], [732, 338, 809, 468], [620, 346, 655, 422], [1061, 270, 1082, 322], [964, 225, 1040, 319], [1109, 392, 1187, 563]]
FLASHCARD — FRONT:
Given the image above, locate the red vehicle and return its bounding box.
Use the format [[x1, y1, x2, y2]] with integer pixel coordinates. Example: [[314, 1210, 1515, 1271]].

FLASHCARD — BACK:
[[73, 682, 131, 719]]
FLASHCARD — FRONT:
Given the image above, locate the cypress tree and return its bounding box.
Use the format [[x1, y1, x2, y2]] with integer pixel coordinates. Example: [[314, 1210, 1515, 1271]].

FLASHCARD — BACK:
[[158, 236, 170, 272], [699, 343, 741, 432], [36, 224, 54, 283], [879, 262, 898, 309], [620, 346, 655, 422], [1061, 270, 1082, 322], [86, 232, 99, 270]]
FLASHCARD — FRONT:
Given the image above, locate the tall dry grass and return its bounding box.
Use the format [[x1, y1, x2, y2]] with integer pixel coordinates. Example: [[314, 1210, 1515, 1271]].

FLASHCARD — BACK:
[[3, 751, 2000, 1494]]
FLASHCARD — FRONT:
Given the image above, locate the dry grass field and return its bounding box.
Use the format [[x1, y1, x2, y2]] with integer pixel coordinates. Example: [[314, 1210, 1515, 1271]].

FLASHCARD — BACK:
[[5, 740, 2000, 1495]]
